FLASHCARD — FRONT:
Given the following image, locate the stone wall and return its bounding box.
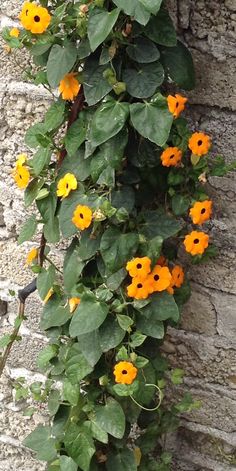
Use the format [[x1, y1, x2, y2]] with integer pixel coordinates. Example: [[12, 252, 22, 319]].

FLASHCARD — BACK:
[[0, 1, 235, 470]]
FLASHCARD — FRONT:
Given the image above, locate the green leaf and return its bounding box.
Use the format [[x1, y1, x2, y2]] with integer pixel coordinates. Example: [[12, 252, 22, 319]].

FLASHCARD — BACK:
[[18, 215, 37, 245], [99, 316, 125, 351], [59, 149, 91, 182], [44, 100, 65, 131], [60, 456, 78, 471], [40, 300, 71, 330], [65, 344, 93, 384], [113, 382, 138, 397], [139, 0, 163, 14], [88, 8, 120, 52], [130, 97, 173, 147], [106, 448, 137, 471], [31, 146, 52, 176], [101, 227, 139, 273], [90, 98, 129, 147], [140, 210, 182, 239], [77, 38, 91, 59], [123, 61, 164, 99], [90, 130, 128, 182], [48, 389, 61, 415], [117, 315, 134, 331], [171, 194, 190, 216], [23, 425, 57, 462], [93, 398, 125, 439], [24, 178, 45, 207], [84, 58, 112, 106], [64, 423, 95, 471], [63, 378, 80, 405], [85, 420, 108, 444], [136, 292, 179, 338], [77, 230, 101, 261], [77, 330, 102, 367], [145, 8, 177, 46], [43, 216, 60, 244], [140, 235, 163, 264], [37, 344, 58, 369], [106, 268, 127, 290], [37, 265, 55, 300], [113, 0, 150, 25], [25, 122, 47, 149], [69, 293, 109, 336], [126, 37, 160, 63], [65, 113, 87, 156], [47, 42, 77, 88], [130, 332, 147, 347], [161, 40, 195, 90], [111, 186, 135, 213], [63, 239, 84, 292]]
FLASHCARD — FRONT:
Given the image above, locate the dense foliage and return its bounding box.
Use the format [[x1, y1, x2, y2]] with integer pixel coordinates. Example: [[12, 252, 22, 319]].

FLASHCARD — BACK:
[[1, 1, 231, 470]]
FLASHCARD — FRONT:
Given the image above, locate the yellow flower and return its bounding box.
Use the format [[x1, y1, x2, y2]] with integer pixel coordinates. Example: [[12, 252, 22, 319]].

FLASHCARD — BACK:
[[10, 28, 20, 38], [126, 257, 151, 280], [12, 165, 30, 189], [59, 73, 81, 101], [19, 2, 36, 30], [26, 5, 51, 34], [26, 247, 38, 265], [113, 361, 138, 385], [69, 297, 81, 313], [57, 173, 77, 199], [16, 153, 27, 167], [72, 205, 93, 230], [43, 288, 54, 304]]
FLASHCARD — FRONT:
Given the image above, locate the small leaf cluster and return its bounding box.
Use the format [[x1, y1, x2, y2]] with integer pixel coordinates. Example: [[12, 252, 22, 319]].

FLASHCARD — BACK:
[[2, 1, 230, 470]]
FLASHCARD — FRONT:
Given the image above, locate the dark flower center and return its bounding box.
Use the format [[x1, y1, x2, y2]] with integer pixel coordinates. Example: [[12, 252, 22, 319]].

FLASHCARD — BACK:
[[66, 183, 69, 189], [198, 140, 203, 146], [34, 15, 41, 22], [26, 9, 29, 15], [154, 274, 159, 281], [169, 154, 175, 159], [80, 213, 84, 219], [136, 263, 142, 269], [194, 238, 199, 244], [201, 208, 206, 214], [137, 283, 143, 288], [122, 370, 128, 375], [176, 102, 179, 108]]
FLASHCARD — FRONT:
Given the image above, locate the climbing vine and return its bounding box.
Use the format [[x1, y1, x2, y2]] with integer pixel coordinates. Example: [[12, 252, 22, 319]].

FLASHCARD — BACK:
[[1, 1, 233, 470]]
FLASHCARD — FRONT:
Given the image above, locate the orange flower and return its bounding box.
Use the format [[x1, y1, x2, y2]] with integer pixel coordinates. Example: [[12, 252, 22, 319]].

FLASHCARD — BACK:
[[59, 73, 81, 101], [167, 94, 188, 118], [72, 205, 93, 230], [188, 132, 211, 156], [69, 297, 81, 313], [171, 265, 184, 288], [113, 361, 138, 385], [126, 257, 151, 280], [10, 28, 20, 38], [161, 147, 182, 167], [149, 265, 172, 292], [189, 200, 213, 225], [184, 231, 209, 256], [127, 276, 152, 300], [19, 2, 35, 30], [26, 5, 51, 34]]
